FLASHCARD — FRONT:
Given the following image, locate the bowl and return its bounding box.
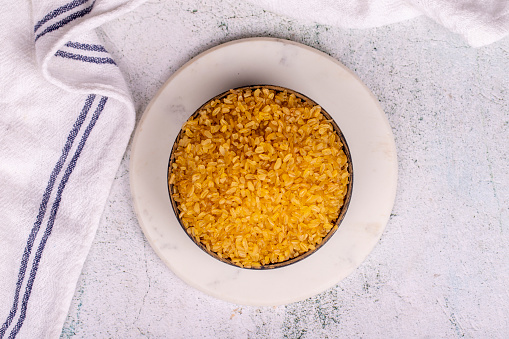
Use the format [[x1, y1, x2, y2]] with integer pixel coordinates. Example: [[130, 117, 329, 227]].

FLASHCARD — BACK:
[[167, 85, 353, 269]]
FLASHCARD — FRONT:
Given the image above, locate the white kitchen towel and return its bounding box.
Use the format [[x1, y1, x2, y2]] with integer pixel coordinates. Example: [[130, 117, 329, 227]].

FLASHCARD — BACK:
[[249, 0, 509, 47], [0, 0, 145, 338]]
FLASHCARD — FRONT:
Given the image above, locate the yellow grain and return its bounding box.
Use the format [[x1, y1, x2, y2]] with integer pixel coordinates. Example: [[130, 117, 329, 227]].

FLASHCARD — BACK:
[[274, 158, 282, 170], [169, 87, 350, 267]]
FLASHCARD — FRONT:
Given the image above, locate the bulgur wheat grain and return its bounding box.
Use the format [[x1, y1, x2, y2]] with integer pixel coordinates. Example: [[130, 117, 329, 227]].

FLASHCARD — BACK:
[[169, 87, 350, 268]]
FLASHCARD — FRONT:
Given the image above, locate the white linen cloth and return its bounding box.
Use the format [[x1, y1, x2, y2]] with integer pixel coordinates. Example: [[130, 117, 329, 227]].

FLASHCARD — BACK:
[[249, 0, 509, 47], [0, 0, 145, 338]]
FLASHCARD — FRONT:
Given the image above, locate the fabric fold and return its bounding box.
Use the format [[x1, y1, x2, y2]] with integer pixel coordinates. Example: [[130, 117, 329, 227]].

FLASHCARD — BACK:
[[247, 0, 509, 47], [0, 0, 145, 338]]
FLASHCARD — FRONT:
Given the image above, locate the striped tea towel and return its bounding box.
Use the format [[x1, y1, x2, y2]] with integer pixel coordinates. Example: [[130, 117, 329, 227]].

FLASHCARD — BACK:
[[249, 0, 509, 47], [0, 0, 146, 338]]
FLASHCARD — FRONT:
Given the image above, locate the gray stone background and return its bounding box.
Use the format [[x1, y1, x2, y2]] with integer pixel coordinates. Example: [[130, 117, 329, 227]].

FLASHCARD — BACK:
[[62, 0, 509, 337]]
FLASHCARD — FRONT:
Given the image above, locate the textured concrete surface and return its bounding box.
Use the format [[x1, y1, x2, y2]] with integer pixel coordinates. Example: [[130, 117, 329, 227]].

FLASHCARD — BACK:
[[61, 0, 509, 337]]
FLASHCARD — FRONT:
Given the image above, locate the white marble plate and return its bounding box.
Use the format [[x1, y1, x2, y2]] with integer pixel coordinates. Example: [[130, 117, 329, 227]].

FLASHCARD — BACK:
[[129, 37, 397, 306]]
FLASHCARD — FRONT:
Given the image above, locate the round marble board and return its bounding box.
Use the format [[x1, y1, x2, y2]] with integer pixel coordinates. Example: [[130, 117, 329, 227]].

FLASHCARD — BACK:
[[129, 37, 398, 306]]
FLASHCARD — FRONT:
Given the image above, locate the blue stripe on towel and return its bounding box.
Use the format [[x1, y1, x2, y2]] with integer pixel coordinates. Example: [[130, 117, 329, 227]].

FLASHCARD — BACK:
[[65, 41, 109, 53], [34, 0, 89, 33], [0, 95, 96, 339], [8, 96, 108, 339], [55, 50, 117, 65], [35, 1, 95, 42]]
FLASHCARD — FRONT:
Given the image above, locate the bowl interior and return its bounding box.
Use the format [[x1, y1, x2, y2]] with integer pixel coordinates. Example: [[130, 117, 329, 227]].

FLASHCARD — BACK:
[[167, 85, 353, 269]]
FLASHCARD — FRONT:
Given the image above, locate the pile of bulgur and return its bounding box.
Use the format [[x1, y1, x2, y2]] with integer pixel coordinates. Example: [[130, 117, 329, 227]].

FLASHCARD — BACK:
[[169, 87, 350, 268]]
